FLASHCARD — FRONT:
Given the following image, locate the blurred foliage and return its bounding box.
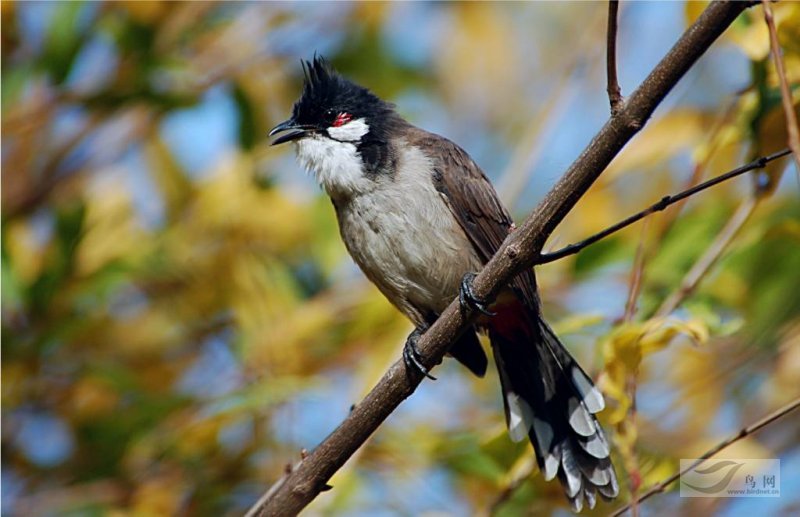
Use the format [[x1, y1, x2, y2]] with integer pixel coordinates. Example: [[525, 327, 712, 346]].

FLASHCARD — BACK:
[[2, 2, 799, 516]]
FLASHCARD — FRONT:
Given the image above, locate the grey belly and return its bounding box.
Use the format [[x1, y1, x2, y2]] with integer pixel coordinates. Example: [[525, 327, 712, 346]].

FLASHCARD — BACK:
[[337, 194, 481, 326]]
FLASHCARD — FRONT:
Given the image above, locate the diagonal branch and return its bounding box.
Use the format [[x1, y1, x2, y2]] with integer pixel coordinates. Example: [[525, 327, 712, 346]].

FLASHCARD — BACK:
[[762, 0, 800, 176], [248, 3, 755, 515], [610, 396, 800, 517], [537, 149, 790, 265], [607, 0, 624, 114]]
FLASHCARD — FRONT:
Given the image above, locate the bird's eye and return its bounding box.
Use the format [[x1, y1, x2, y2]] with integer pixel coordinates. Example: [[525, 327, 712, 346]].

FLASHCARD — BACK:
[[332, 112, 352, 128]]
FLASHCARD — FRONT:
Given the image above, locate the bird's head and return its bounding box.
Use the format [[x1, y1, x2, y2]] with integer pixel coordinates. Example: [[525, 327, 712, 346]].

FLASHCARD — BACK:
[[269, 56, 394, 147]]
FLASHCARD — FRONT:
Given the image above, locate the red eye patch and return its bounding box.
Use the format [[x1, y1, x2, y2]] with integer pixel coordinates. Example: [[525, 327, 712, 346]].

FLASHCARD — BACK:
[[332, 112, 352, 127]]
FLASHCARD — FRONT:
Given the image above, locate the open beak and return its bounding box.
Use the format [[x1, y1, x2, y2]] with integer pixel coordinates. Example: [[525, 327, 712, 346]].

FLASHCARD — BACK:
[[269, 119, 309, 145]]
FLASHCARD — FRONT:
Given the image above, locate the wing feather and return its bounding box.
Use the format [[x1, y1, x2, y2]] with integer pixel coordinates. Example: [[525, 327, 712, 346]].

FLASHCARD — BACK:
[[407, 130, 539, 307]]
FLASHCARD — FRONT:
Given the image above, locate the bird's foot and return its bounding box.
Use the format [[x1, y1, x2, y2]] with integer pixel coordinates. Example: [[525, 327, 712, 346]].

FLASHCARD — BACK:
[[459, 272, 495, 317], [403, 326, 436, 381]]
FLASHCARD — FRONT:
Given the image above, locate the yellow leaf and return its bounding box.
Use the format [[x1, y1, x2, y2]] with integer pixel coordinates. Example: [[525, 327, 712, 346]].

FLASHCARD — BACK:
[[639, 318, 709, 354], [600, 318, 709, 425]]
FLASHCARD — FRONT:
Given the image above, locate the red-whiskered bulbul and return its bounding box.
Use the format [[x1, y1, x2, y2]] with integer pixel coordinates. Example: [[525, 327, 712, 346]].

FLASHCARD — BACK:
[[270, 57, 618, 512]]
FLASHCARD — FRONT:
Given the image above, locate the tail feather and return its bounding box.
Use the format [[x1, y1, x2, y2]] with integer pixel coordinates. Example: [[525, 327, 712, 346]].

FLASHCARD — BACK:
[[584, 484, 597, 510], [488, 306, 618, 512], [539, 320, 605, 415]]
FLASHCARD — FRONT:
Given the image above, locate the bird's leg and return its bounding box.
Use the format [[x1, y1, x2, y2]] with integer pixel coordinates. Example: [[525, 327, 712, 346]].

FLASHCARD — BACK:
[[403, 324, 436, 381], [459, 272, 496, 317]]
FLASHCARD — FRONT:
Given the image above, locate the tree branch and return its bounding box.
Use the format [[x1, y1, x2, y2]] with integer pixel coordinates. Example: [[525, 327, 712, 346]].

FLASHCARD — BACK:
[[248, 3, 755, 515], [610, 396, 800, 517], [762, 0, 800, 176], [607, 0, 624, 114], [537, 149, 790, 264]]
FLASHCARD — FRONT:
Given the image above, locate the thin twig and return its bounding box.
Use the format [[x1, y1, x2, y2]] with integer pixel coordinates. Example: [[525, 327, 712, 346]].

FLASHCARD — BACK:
[[624, 96, 740, 320], [622, 218, 650, 322], [619, 215, 645, 515], [763, 0, 800, 177], [249, 4, 755, 514], [655, 96, 740, 238], [538, 149, 790, 265], [623, 380, 641, 517], [655, 196, 759, 317], [610, 396, 800, 517], [607, 0, 624, 114], [621, 96, 738, 319]]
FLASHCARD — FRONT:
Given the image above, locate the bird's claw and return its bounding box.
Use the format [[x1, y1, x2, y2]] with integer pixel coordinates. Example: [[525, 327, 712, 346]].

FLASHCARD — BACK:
[[459, 272, 496, 317], [403, 327, 436, 381]]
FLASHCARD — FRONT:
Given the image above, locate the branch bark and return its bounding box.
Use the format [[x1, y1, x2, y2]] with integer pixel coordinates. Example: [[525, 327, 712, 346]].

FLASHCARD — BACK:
[[249, 3, 755, 515]]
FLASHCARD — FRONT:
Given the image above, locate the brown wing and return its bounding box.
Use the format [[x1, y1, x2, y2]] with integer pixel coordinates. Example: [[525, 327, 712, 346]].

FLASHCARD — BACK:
[[408, 129, 540, 309]]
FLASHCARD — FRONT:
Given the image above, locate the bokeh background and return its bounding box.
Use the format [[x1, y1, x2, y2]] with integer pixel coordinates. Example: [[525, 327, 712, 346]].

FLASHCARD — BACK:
[[3, 2, 799, 516]]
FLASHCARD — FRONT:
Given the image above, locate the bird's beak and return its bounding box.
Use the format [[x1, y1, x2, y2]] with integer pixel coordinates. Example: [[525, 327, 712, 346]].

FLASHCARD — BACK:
[[269, 118, 308, 146]]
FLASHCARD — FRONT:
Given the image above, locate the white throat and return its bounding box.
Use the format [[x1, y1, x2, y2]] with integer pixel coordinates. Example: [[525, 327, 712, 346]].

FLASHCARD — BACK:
[[327, 118, 369, 142], [294, 118, 373, 199]]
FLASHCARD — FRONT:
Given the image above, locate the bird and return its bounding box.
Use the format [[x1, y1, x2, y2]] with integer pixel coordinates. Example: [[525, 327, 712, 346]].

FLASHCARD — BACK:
[[269, 56, 618, 512]]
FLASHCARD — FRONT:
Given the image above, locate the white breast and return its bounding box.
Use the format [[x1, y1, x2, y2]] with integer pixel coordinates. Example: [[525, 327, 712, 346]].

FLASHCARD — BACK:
[[333, 144, 482, 324]]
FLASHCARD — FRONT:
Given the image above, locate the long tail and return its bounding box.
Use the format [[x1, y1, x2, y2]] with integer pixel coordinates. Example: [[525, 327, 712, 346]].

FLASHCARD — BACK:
[[488, 301, 618, 512]]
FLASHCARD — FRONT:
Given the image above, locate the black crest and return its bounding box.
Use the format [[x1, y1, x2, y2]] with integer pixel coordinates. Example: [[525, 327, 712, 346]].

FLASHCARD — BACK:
[[292, 56, 394, 129]]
